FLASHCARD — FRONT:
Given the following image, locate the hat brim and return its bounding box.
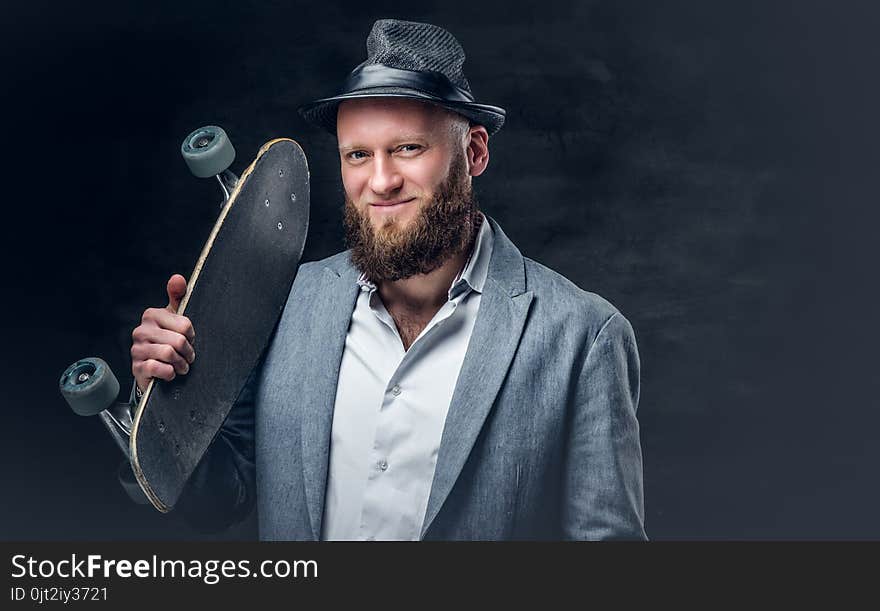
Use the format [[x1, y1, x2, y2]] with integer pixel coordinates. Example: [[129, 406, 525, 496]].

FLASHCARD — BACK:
[[298, 87, 506, 136]]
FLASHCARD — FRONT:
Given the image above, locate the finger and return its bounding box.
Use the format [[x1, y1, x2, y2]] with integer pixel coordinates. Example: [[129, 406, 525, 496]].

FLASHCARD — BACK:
[[139, 309, 195, 342], [131, 333, 194, 368], [132, 324, 194, 361], [133, 359, 176, 382], [147, 328, 195, 364], [166, 274, 187, 313], [131, 342, 190, 375]]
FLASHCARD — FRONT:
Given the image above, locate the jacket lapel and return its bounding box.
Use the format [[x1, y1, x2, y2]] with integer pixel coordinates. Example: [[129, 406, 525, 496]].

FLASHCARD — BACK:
[[300, 258, 360, 540], [421, 217, 534, 538]]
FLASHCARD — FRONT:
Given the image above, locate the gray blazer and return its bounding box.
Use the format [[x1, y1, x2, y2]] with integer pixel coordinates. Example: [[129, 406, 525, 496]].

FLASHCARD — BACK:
[[176, 216, 646, 540]]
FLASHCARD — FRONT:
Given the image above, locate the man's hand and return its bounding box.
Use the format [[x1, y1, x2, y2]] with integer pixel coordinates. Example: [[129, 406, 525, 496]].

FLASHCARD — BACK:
[[131, 274, 196, 393]]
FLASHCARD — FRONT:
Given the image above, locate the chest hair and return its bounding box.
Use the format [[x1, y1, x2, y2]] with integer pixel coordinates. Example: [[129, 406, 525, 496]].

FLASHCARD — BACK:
[[388, 307, 437, 351]]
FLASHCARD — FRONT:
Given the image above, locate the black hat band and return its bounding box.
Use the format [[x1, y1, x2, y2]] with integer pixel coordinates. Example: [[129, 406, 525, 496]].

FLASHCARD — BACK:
[[341, 64, 475, 104]]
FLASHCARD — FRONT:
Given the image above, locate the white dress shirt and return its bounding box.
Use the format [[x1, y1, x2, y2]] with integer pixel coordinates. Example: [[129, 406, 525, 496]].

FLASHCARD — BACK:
[[322, 213, 494, 540]]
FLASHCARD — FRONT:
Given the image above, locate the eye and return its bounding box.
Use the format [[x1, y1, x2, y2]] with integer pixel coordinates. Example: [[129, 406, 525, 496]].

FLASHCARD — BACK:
[[396, 144, 422, 154], [346, 150, 369, 161]]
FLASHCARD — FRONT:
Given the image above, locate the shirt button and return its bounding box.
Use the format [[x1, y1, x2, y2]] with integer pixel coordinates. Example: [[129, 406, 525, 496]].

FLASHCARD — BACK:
[[391, 384, 401, 396], [378, 460, 388, 471]]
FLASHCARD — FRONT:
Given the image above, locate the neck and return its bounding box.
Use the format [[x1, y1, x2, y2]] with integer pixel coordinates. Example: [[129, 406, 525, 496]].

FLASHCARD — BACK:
[[377, 214, 481, 313]]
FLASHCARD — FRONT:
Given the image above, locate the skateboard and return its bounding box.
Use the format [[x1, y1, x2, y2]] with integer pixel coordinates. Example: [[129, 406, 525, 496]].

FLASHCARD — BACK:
[[59, 126, 310, 512]]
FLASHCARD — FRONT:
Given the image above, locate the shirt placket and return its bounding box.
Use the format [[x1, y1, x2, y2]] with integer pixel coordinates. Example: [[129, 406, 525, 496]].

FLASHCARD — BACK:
[[357, 292, 465, 539]]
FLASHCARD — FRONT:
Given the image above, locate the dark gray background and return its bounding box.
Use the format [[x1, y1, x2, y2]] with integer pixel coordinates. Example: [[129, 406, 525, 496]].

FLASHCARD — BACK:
[[0, 0, 875, 539]]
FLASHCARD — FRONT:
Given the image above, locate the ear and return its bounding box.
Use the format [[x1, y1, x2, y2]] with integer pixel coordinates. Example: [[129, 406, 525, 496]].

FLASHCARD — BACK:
[[465, 125, 490, 177]]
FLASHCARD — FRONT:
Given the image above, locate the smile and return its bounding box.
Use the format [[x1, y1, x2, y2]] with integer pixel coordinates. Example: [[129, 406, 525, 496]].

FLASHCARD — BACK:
[[369, 198, 416, 212]]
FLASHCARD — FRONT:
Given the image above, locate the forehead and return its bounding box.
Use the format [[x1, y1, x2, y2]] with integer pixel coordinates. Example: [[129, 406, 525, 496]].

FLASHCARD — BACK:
[[336, 97, 451, 145]]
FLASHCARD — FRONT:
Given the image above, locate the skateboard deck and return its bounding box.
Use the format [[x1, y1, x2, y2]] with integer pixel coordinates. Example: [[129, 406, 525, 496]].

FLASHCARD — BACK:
[[130, 138, 309, 512]]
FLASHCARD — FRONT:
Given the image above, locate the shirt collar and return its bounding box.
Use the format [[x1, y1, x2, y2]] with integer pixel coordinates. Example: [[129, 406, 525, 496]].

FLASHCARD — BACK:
[[356, 212, 494, 301]]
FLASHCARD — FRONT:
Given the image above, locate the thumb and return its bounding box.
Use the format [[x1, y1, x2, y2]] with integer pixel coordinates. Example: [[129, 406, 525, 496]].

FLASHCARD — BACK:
[[166, 274, 187, 313]]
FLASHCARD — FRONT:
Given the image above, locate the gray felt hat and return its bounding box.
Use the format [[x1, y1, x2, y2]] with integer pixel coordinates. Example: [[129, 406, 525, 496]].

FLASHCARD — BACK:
[[298, 19, 506, 136]]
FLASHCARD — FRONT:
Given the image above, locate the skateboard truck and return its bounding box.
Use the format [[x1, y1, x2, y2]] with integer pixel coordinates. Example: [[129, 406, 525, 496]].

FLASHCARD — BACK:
[[59, 357, 132, 459], [59, 125, 242, 459]]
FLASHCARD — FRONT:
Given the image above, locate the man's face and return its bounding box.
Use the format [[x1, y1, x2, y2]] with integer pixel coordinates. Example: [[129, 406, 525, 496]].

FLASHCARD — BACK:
[[337, 97, 479, 281]]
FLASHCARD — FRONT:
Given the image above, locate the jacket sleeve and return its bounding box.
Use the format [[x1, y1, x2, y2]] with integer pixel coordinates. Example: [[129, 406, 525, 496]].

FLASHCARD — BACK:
[[173, 362, 259, 533], [561, 312, 647, 540], [116, 362, 260, 534]]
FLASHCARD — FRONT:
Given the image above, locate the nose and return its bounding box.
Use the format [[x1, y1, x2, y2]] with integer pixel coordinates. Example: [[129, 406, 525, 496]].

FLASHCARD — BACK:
[[368, 154, 403, 196]]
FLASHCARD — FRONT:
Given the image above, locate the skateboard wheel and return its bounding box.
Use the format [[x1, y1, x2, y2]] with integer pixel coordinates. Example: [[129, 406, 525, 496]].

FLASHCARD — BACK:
[[59, 357, 120, 417], [180, 125, 236, 178]]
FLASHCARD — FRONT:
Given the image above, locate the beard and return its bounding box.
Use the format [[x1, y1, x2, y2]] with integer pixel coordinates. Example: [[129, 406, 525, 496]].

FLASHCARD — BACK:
[[343, 150, 481, 282]]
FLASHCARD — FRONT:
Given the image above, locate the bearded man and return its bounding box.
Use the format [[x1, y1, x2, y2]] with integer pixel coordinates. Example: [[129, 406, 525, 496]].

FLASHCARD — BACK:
[[124, 19, 646, 540]]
